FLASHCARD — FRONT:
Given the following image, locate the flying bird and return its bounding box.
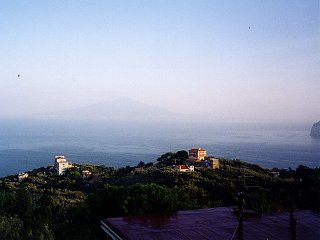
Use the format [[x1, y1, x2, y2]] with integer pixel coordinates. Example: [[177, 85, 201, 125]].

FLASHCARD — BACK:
[[18, 74, 20, 77]]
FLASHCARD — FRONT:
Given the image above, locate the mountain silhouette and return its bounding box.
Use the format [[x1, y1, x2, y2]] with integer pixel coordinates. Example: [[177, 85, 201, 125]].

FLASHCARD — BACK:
[[47, 98, 189, 122]]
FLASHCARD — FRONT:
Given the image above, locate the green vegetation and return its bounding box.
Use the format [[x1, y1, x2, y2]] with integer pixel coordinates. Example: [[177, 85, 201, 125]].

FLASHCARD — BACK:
[[156, 150, 189, 165], [0, 152, 319, 239]]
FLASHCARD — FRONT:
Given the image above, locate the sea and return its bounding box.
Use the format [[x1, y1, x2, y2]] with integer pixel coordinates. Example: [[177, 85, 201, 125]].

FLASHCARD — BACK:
[[0, 119, 319, 177]]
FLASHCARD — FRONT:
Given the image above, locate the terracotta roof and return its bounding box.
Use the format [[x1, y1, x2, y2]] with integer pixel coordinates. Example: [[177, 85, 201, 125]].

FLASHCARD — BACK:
[[175, 165, 189, 170], [189, 148, 206, 151]]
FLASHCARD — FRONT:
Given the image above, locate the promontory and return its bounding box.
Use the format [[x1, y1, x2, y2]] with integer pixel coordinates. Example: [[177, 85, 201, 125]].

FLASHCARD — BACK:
[[310, 121, 320, 137]]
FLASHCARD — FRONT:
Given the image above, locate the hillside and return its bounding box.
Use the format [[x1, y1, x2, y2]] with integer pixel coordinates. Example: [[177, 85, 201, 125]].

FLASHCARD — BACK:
[[0, 154, 319, 239]]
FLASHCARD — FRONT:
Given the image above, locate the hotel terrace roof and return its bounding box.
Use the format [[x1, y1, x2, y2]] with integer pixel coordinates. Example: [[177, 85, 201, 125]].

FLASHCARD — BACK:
[[101, 207, 320, 240]]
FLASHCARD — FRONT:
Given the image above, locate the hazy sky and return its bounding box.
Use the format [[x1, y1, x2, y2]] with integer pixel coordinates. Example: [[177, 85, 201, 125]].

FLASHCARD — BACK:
[[1, 0, 319, 122]]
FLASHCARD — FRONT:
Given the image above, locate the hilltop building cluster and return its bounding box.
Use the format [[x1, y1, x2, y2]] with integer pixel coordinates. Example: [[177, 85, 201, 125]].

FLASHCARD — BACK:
[[53, 156, 93, 177], [15, 149, 217, 179], [175, 148, 219, 172]]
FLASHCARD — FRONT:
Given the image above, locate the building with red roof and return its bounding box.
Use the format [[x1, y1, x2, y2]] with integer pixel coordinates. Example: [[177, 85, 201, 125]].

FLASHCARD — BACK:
[[175, 165, 194, 172], [188, 148, 206, 162]]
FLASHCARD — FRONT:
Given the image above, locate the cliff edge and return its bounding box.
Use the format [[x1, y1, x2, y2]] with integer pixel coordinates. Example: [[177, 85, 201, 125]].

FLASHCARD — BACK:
[[310, 121, 320, 137]]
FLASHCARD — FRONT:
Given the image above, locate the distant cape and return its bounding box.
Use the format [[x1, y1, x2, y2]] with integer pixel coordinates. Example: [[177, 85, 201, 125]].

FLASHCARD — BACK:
[[310, 121, 320, 137]]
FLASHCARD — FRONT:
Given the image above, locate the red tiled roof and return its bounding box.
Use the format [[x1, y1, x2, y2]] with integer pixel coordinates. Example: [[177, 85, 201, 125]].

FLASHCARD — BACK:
[[175, 165, 189, 170], [189, 148, 206, 152]]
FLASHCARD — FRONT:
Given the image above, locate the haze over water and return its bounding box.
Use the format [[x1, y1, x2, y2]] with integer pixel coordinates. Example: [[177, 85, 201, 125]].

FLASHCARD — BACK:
[[0, 119, 319, 177], [1, 1, 319, 123], [0, 1, 319, 177]]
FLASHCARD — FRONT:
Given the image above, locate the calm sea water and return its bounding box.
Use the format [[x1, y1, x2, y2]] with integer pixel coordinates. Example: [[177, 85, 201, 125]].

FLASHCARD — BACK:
[[0, 119, 319, 177]]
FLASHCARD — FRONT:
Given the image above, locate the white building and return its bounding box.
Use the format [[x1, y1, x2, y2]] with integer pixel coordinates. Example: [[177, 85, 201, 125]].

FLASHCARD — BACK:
[[175, 165, 195, 172], [54, 156, 72, 175], [82, 170, 92, 178], [18, 172, 28, 182]]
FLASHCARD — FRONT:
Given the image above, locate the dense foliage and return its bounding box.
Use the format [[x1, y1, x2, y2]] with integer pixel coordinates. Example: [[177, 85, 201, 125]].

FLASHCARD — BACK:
[[0, 153, 319, 239]]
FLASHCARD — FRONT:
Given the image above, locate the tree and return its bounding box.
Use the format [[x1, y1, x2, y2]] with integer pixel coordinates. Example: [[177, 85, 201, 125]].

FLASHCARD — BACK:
[[137, 161, 145, 167], [157, 152, 176, 164], [176, 150, 188, 160], [0, 193, 16, 215], [0, 215, 23, 240], [15, 188, 32, 223], [88, 183, 191, 218]]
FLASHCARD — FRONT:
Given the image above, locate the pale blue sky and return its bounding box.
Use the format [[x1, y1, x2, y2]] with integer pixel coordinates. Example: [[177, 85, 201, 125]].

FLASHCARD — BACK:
[[0, 0, 319, 122]]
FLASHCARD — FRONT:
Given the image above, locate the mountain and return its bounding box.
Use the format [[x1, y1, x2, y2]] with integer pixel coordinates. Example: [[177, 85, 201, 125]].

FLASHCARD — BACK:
[[310, 121, 320, 138], [46, 98, 191, 122]]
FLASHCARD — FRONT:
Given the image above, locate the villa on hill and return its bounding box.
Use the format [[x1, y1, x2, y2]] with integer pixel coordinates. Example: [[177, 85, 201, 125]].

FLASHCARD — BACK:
[[203, 158, 220, 170], [17, 172, 28, 182], [175, 165, 194, 172], [187, 148, 220, 170], [54, 156, 73, 175], [188, 148, 207, 162]]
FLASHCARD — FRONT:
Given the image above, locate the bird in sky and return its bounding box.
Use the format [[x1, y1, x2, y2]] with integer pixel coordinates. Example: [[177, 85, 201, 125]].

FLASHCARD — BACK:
[[18, 74, 20, 77]]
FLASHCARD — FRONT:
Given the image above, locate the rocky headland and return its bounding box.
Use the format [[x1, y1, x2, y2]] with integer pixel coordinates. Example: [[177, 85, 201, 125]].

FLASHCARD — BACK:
[[310, 121, 320, 137]]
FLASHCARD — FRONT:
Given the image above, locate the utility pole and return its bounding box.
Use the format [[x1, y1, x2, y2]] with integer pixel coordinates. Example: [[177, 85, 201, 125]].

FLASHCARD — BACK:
[[290, 197, 296, 240], [237, 191, 244, 240]]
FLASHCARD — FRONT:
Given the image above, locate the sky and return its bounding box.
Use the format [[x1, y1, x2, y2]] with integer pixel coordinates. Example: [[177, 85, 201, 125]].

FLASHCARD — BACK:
[[0, 0, 319, 123]]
